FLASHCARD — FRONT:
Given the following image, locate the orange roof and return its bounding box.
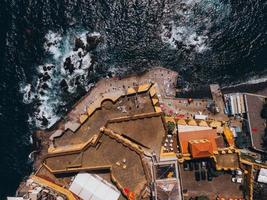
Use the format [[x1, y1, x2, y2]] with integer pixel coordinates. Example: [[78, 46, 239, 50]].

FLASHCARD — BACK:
[[189, 140, 214, 158], [223, 127, 234, 146], [178, 129, 218, 156]]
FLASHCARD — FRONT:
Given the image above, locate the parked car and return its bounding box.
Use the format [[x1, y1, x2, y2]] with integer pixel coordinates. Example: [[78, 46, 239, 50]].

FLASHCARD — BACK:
[[194, 162, 200, 170], [183, 162, 190, 171], [236, 177, 242, 183], [201, 170, 206, 180], [189, 162, 194, 171], [195, 171, 201, 181], [236, 170, 243, 176], [232, 177, 242, 183], [201, 161, 206, 168], [207, 171, 212, 181]]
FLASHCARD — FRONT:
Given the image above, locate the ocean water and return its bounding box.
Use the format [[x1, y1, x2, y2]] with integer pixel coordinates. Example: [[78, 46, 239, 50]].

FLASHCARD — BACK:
[[0, 0, 266, 198]]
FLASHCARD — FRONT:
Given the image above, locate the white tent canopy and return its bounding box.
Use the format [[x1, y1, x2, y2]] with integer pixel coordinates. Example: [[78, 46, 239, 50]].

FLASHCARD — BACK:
[[257, 168, 267, 184], [69, 173, 120, 200]]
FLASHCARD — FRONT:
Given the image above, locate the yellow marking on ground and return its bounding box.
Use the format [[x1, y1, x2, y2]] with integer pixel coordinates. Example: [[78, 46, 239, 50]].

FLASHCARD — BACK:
[[154, 106, 162, 113], [163, 116, 226, 129], [48, 135, 98, 154], [164, 116, 176, 123], [223, 127, 234, 146], [79, 114, 88, 124], [149, 86, 157, 97], [87, 105, 95, 116], [160, 147, 176, 158], [138, 83, 151, 93], [188, 119, 197, 126], [177, 119, 187, 125], [198, 120, 209, 127], [47, 165, 112, 174], [152, 98, 159, 105], [31, 175, 77, 200], [127, 87, 136, 95], [240, 158, 267, 169], [209, 120, 222, 128]]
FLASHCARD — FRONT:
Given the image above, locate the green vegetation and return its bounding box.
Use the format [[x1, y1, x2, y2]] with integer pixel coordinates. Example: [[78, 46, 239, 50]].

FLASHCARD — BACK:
[[166, 121, 175, 134]]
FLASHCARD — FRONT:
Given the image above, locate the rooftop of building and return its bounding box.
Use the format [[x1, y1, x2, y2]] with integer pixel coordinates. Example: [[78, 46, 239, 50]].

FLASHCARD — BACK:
[[178, 129, 218, 157], [33, 79, 169, 199], [245, 94, 266, 151]]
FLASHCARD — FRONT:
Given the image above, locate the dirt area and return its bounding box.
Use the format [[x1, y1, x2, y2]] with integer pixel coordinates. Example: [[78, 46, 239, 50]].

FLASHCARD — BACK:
[[180, 163, 243, 199], [107, 115, 166, 157], [245, 94, 266, 151], [215, 153, 240, 169], [54, 92, 155, 147], [45, 134, 148, 195]]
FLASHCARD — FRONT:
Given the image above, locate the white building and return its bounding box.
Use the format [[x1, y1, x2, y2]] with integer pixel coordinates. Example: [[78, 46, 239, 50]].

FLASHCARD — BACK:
[[194, 114, 208, 120], [225, 93, 246, 115], [69, 173, 121, 200]]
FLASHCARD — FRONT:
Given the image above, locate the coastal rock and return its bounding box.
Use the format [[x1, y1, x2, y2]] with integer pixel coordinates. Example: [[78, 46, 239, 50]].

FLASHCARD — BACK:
[[41, 83, 49, 90], [60, 79, 68, 91], [64, 57, 75, 74], [42, 72, 51, 82], [74, 37, 85, 51], [86, 34, 102, 51]]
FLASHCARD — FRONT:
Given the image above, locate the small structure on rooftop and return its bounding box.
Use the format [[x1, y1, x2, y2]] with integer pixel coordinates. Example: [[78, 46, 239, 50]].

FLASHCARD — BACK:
[[189, 139, 214, 158], [178, 129, 218, 159]]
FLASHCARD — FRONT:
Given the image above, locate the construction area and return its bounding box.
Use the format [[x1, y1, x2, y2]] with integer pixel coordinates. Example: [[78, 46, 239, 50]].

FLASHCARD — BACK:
[[11, 67, 267, 200]]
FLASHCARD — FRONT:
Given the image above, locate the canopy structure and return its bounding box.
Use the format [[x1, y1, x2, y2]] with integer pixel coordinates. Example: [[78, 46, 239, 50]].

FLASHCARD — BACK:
[[258, 168, 267, 184], [69, 173, 120, 200]]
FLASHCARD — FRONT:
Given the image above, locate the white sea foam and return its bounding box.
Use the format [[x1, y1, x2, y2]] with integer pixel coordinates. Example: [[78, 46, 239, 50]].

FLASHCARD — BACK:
[[161, 0, 230, 53], [82, 53, 92, 69], [44, 31, 63, 59], [21, 30, 102, 129], [227, 74, 267, 88], [161, 23, 209, 53], [20, 83, 34, 104]]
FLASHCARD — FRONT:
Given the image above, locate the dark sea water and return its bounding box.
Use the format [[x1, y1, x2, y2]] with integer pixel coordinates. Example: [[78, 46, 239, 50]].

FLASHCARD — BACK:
[[0, 0, 266, 198]]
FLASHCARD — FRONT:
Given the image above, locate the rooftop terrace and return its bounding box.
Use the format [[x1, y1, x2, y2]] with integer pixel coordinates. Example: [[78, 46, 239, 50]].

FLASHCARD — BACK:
[[33, 68, 177, 199]]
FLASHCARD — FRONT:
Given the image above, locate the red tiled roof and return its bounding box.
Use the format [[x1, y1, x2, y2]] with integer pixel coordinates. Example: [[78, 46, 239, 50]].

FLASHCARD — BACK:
[[178, 129, 218, 156], [189, 140, 214, 158]]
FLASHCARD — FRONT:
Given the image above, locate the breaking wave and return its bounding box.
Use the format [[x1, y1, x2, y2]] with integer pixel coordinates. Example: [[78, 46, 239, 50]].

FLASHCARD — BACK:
[[161, 0, 231, 53], [17, 0, 265, 130], [20, 30, 103, 128]]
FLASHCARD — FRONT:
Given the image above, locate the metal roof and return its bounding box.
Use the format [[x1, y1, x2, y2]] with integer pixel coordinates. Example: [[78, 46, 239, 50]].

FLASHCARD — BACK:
[[69, 173, 120, 200]]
